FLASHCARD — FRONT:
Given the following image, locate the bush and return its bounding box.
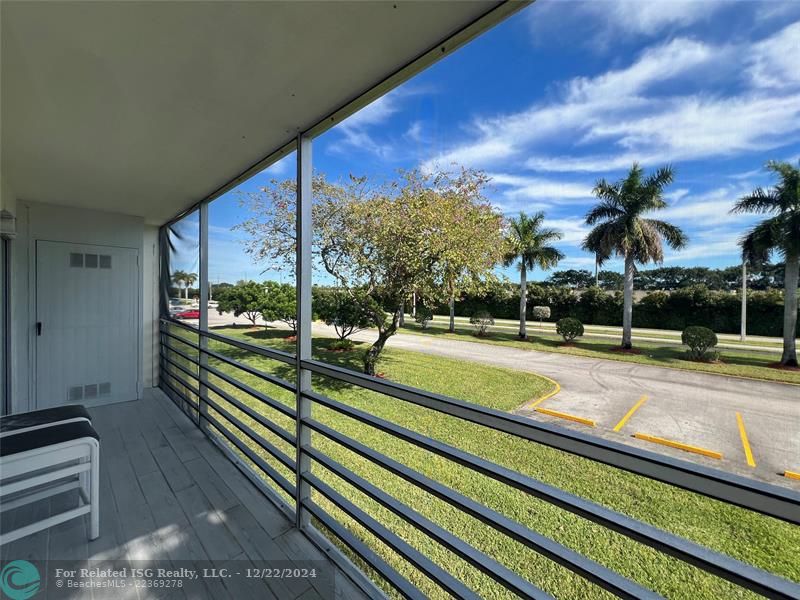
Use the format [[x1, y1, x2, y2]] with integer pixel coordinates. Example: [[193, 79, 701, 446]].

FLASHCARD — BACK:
[[556, 317, 584, 342], [470, 310, 494, 336], [314, 289, 374, 340], [531, 306, 551, 322], [415, 306, 433, 329], [328, 338, 355, 352], [681, 326, 719, 360]]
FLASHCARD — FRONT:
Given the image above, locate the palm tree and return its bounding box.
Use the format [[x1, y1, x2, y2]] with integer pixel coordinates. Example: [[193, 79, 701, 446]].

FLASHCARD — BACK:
[[184, 272, 198, 300], [731, 160, 799, 367], [171, 270, 187, 299], [503, 212, 564, 339], [582, 163, 688, 349]]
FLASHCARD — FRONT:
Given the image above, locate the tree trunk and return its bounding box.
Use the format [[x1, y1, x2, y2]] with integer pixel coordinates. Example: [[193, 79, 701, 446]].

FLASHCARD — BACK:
[[399, 300, 405, 327], [519, 265, 527, 339], [449, 297, 455, 333], [781, 253, 799, 367], [363, 310, 400, 375], [412, 291, 416, 317], [622, 254, 634, 349]]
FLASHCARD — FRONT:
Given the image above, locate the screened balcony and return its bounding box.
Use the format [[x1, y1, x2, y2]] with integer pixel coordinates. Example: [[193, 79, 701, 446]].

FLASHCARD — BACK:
[[2, 1, 799, 599]]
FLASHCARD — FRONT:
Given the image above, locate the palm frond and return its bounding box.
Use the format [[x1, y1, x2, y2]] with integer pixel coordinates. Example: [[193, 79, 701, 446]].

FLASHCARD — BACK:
[[645, 219, 688, 250], [739, 217, 781, 265], [585, 200, 624, 225], [731, 188, 780, 214]]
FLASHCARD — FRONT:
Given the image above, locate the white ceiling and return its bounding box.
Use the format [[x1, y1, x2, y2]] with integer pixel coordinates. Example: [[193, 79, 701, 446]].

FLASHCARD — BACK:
[[1, 1, 507, 225]]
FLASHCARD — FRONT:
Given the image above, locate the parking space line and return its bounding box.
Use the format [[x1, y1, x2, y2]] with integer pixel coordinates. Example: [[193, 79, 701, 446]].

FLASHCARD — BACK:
[[633, 433, 723, 459], [525, 376, 561, 409], [735, 412, 756, 467], [535, 407, 595, 427], [784, 470, 800, 481], [613, 395, 648, 432]]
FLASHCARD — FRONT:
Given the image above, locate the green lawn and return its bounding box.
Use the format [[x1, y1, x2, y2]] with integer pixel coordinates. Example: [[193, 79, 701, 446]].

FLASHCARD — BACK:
[[402, 321, 800, 385], [163, 325, 799, 599]]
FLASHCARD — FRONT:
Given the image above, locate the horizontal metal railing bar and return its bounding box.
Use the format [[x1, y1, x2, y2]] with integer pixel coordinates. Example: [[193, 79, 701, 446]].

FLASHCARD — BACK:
[[304, 449, 620, 600], [161, 317, 295, 366], [159, 357, 295, 496], [303, 471, 481, 600], [200, 404, 296, 498], [161, 339, 201, 370], [201, 387, 296, 472], [160, 357, 201, 396], [160, 326, 201, 351], [301, 358, 800, 524], [202, 345, 296, 395], [160, 349, 200, 381], [159, 372, 200, 425], [304, 391, 797, 599], [162, 339, 295, 443], [202, 372, 296, 446], [161, 320, 296, 395], [302, 499, 430, 600], [303, 418, 659, 600]]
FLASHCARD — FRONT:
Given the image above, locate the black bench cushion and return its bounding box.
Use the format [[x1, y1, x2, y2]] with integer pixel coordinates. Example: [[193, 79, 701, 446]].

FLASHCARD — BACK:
[[0, 421, 99, 457], [0, 405, 91, 433]]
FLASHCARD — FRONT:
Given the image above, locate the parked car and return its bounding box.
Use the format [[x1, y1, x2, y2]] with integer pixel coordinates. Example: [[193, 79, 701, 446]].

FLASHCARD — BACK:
[[175, 309, 200, 320]]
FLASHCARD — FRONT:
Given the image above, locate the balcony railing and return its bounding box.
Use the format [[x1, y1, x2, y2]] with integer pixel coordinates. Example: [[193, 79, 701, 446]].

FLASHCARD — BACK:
[[159, 316, 800, 600]]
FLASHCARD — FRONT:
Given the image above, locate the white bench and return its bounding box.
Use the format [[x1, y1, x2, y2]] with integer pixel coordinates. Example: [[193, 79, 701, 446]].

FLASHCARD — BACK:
[[0, 413, 100, 545]]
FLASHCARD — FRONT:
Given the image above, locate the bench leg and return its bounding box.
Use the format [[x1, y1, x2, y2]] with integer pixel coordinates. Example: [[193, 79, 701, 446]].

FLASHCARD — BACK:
[[89, 443, 100, 540]]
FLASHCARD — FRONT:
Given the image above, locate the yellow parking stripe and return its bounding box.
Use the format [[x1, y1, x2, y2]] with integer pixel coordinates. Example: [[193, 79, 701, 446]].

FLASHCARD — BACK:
[[525, 376, 561, 409], [613, 395, 648, 432], [633, 433, 723, 460], [735, 412, 756, 467], [784, 470, 800, 481], [535, 407, 595, 427]]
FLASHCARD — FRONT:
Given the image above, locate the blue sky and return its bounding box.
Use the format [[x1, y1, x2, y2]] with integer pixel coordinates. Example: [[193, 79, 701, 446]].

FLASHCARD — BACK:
[[179, 0, 800, 285]]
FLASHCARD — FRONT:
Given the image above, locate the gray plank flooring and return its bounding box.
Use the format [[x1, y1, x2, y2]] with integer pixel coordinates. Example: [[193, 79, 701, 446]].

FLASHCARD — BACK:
[[1, 389, 371, 600]]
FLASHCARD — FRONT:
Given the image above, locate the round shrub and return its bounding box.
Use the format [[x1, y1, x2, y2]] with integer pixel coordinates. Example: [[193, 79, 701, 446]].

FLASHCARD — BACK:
[[531, 306, 551, 322], [328, 338, 355, 352], [681, 326, 718, 360], [414, 306, 433, 330], [469, 310, 495, 336], [556, 317, 584, 342]]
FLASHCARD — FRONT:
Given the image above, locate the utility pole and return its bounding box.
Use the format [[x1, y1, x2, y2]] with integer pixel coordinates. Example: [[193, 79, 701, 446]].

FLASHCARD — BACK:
[[740, 260, 747, 341]]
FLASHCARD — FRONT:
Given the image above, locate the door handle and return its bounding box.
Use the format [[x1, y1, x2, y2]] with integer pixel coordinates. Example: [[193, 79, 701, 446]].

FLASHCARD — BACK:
[[36, 322, 42, 336]]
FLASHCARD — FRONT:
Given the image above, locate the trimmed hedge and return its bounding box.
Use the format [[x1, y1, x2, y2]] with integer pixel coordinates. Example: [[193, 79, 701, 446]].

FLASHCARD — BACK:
[[435, 284, 799, 337]]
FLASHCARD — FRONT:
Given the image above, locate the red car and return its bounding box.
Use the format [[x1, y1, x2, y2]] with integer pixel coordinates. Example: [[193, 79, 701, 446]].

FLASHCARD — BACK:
[[175, 309, 200, 319]]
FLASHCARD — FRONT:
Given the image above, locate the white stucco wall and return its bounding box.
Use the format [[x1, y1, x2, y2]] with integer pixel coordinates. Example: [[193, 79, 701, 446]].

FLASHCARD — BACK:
[[11, 201, 159, 413]]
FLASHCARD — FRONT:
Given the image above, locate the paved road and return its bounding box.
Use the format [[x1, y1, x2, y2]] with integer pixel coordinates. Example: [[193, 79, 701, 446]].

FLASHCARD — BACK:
[[329, 324, 800, 488]]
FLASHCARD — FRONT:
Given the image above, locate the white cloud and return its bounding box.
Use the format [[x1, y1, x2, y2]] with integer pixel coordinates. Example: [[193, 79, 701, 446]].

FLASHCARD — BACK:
[[656, 184, 758, 226], [426, 23, 800, 176], [527, 0, 728, 48], [404, 121, 424, 143], [490, 173, 594, 200], [543, 217, 591, 245], [664, 188, 689, 202], [424, 37, 717, 173], [747, 22, 800, 89]]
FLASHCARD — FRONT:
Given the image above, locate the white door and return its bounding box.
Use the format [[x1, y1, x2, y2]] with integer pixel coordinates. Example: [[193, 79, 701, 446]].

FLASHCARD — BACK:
[[36, 241, 139, 408]]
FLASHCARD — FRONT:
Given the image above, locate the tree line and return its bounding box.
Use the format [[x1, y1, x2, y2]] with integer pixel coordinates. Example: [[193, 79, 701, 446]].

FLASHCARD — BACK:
[[546, 263, 787, 292]]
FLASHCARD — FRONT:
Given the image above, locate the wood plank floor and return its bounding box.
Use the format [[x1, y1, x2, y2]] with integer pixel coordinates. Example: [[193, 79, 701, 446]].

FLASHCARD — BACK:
[[1, 389, 371, 600]]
